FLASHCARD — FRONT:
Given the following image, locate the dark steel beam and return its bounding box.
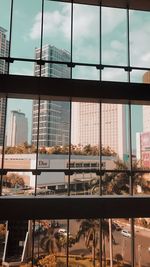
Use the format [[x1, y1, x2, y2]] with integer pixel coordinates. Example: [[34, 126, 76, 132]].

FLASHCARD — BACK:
[[50, 0, 150, 12], [0, 74, 150, 104], [0, 196, 150, 220]]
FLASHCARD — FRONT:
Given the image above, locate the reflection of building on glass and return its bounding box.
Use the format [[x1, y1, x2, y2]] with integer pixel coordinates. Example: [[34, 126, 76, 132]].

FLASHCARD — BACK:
[[72, 103, 126, 159], [32, 45, 70, 147], [0, 27, 9, 146], [7, 110, 28, 146]]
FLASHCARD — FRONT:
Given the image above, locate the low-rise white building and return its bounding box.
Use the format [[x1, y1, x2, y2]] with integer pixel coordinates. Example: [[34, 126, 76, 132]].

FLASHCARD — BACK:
[[3, 154, 116, 190]]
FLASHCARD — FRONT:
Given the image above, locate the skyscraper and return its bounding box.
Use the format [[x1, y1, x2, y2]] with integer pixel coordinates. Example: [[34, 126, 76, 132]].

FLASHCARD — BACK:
[[32, 45, 70, 147], [7, 110, 28, 146], [143, 71, 150, 132], [72, 102, 126, 159], [0, 27, 9, 146]]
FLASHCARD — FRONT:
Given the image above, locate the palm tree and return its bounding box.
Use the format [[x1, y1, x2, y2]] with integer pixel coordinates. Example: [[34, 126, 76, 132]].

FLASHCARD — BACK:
[[75, 219, 115, 266], [40, 226, 76, 255]]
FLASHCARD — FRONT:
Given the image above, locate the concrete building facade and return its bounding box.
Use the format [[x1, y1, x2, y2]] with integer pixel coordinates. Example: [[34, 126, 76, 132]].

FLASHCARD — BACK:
[[72, 102, 126, 159]]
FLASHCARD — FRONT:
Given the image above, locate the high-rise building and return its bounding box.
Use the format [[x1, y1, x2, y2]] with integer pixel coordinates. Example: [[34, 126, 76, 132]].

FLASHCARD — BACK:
[[7, 110, 28, 146], [72, 102, 126, 159], [32, 45, 70, 147], [0, 27, 9, 74], [0, 27, 9, 146], [143, 71, 150, 132]]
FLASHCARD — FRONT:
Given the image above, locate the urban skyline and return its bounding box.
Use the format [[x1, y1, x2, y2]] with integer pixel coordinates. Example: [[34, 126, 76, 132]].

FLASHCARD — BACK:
[[0, 25, 145, 158]]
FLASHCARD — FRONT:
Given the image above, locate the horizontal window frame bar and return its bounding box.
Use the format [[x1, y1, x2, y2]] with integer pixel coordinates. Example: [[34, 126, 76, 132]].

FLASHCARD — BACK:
[[0, 74, 150, 104], [2, 168, 150, 174], [1, 56, 150, 71], [0, 196, 150, 219]]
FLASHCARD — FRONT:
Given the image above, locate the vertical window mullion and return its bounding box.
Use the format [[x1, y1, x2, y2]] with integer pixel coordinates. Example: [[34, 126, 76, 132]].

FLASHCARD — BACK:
[[7, 0, 14, 73], [67, 1, 74, 267], [0, 0, 14, 196], [32, 1, 44, 266], [35, 0, 44, 195], [99, 3, 103, 267], [127, 6, 135, 267]]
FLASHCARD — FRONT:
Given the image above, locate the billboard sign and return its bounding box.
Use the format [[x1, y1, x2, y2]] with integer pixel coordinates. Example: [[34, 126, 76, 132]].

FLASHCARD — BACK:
[[142, 151, 150, 168], [141, 132, 150, 151]]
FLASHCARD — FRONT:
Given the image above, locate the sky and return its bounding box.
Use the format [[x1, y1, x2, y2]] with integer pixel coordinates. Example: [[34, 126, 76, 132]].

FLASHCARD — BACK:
[[0, 0, 149, 147]]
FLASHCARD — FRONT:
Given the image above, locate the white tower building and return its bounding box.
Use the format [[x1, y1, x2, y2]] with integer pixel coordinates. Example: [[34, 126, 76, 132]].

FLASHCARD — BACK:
[[71, 102, 126, 159], [143, 71, 150, 132], [7, 111, 28, 146]]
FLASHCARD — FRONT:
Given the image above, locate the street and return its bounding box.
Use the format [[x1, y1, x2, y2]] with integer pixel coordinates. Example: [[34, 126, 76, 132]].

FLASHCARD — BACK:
[[68, 219, 150, 266]]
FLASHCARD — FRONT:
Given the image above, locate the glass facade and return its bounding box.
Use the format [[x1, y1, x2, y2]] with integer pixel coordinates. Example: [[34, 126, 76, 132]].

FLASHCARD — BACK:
[[0, 0, 150, 266]]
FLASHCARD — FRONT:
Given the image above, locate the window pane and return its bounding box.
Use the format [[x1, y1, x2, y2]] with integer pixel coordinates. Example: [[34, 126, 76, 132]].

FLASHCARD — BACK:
[[130, 69, 147, 83], [0, 0, 10, 74], [71, 101, 100, 196], [10, 0, 41, 59], [73, 4, 99, 64], [130, 10, 150, 68], [10, 61, 34, 76], [2, 171, 34, 196], [72, 66, 99, 80], [102, 7, 127, 66], [102, 103, 129, 169], [33, 219, 67, 265], [43, 1, 71, 61], [102, 68, 127, 82], [0, 0, 11, 40], [4, 98, 34, 170]]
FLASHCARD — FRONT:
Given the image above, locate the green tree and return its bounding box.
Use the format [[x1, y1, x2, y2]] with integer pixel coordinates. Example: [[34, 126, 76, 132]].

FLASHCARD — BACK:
[[3, 173, 25, 188]]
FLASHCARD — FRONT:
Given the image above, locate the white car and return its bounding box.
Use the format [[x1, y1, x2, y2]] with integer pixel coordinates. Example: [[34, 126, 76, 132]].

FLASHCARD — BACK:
[[57, 228, 67, 234], [121, 229, 131, 238]]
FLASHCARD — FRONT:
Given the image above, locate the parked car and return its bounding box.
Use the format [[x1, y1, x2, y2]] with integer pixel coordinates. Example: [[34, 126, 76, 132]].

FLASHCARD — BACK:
[[121, 229, 131, 238]]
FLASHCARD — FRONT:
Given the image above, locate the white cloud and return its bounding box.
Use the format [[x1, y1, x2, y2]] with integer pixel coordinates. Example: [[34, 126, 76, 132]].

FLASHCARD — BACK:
[[110, 40, 125, 51], [29, 5, 125, 41], [141, 53, 150, 63], [29, 12, 42, 39], [102, 7, 125, 34], [29, 5, 71, 40], [130, 16, 150, 67], [28, 5, 150, 69], [102, 68, 127, 82]]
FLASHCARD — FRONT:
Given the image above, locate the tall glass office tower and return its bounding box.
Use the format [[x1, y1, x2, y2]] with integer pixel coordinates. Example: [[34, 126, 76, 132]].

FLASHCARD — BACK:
[[0, 27, 9, 146], [32, 45, 70, 147]]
